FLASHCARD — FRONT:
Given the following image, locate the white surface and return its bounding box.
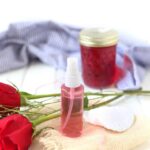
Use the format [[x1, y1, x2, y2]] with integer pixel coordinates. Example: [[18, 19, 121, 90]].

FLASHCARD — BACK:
[[0, 62, 150, 149]]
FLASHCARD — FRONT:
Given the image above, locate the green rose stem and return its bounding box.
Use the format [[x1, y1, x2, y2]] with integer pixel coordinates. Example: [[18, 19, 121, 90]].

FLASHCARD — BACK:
[[32, 113, 61, 127], [29, 89, 150, 127], [31, 95, 123, 126], [21, 90, 150, 100], [84, 95, 123, 110], [12, 89, 150, 130], [23, 93, 61, 100]]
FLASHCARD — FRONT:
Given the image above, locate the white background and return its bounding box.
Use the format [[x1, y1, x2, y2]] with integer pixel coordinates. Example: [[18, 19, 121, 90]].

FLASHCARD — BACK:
[[0, 0, 150, 41]]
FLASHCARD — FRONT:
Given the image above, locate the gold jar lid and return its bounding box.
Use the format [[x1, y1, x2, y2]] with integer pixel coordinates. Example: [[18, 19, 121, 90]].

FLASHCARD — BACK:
[[79, 27, 118, 47]]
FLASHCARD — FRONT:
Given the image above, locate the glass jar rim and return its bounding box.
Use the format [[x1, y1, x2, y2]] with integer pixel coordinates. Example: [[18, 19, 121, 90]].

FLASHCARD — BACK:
[[79, 27, 118, 47]]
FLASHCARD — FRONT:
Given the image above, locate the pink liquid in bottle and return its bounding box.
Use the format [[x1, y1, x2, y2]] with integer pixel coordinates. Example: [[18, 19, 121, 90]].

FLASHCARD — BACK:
[[61, 84, 84, 137]]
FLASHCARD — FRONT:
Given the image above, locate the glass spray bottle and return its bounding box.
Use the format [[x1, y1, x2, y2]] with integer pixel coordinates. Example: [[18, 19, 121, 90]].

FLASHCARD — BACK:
[[61, 57, 84, 137]]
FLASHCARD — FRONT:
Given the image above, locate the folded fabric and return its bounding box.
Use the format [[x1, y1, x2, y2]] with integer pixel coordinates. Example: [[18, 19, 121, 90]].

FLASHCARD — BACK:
[[30, 115, 150, 150], [0, 21, 80, 72], [116, 35, 150, 90], [0, 21, 150, 90]]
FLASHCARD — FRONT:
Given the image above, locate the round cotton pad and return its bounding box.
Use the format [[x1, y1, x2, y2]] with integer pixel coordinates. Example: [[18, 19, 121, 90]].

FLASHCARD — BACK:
[[84, 106, 135, 132]]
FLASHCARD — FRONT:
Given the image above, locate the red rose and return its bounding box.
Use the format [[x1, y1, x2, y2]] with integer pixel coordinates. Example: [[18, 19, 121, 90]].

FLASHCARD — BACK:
[[0, 82, 59, 110], [0, 82, 20, 108], [0, 114, 33, 150]]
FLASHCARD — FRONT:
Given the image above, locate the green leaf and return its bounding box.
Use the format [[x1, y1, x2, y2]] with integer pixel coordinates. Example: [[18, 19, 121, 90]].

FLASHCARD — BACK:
[[84, 96, 89, 109], [20, 91, 33, 106]]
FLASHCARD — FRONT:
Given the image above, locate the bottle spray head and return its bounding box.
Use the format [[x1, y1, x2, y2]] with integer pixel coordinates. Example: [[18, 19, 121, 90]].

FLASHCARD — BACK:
[[65, 57, 80, 88]]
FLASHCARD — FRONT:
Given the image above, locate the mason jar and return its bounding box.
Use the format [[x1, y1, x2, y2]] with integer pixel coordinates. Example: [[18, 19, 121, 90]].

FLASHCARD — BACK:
[[79, 28, 118, 89]]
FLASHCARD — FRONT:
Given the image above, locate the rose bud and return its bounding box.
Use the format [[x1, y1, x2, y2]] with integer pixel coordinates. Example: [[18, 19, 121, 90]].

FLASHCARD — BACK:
[[0, 82, 21, 109]]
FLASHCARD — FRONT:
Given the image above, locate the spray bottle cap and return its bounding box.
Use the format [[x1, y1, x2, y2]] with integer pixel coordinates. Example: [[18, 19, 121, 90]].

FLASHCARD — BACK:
[[65, 57, 81, 88]]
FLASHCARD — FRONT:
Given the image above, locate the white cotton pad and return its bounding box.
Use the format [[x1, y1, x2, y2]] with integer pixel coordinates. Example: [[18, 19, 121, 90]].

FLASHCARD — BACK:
[[84, 106, 135, 132]]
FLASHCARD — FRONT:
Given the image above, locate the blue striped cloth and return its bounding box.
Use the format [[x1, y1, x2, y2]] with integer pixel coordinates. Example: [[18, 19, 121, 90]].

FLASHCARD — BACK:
[[0, 21, 80, 72], [0, 21, 150, 90]]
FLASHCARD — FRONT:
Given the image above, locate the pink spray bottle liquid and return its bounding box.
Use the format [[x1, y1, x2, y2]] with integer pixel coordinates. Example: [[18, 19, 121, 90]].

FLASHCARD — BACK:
[[61, 57, 84, 137]]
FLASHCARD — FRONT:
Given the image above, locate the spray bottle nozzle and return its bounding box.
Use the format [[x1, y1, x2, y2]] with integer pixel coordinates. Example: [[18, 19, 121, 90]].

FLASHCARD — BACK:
[[65, 57, 80, 88]]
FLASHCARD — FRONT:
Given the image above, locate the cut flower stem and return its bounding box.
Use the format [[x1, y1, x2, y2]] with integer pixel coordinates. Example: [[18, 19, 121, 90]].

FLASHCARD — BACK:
[[32, 113, 61, 127], [22, 89, 150, 100], [28, 89, 150, 127]]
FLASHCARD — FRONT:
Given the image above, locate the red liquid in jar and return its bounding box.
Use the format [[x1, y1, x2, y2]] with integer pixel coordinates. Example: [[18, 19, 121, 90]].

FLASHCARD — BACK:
[[80, 45, 116, 88], [61, 84, 84, 137]]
